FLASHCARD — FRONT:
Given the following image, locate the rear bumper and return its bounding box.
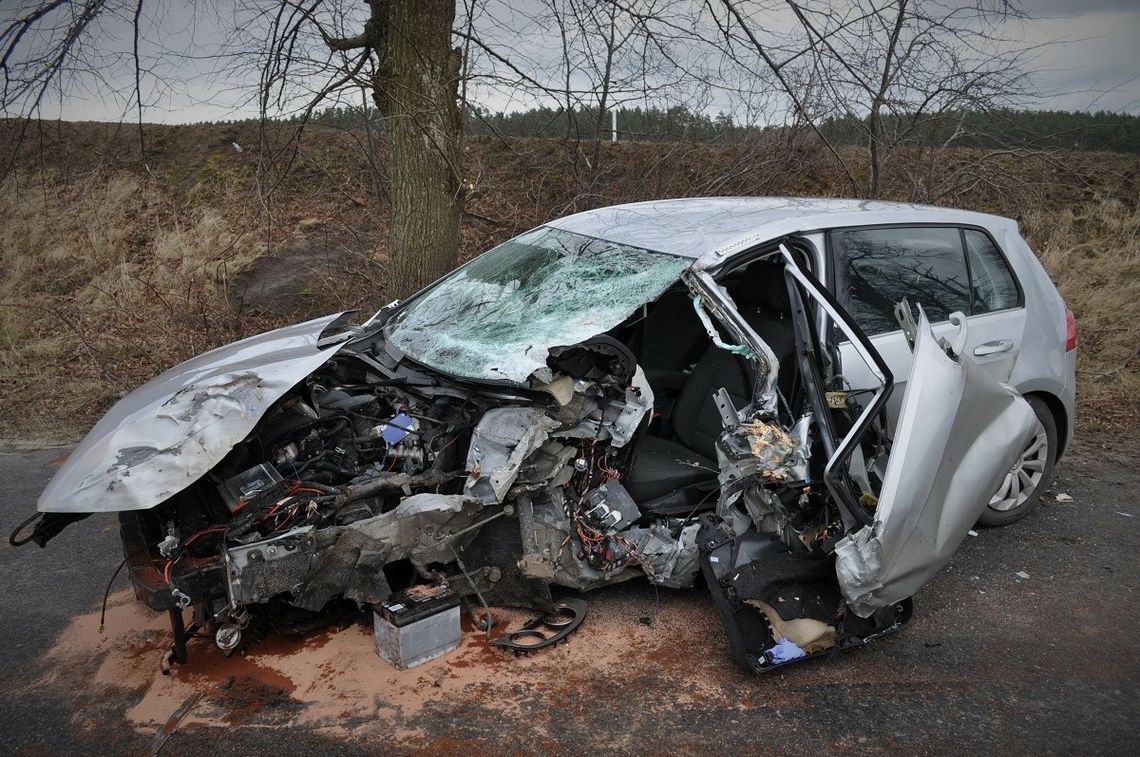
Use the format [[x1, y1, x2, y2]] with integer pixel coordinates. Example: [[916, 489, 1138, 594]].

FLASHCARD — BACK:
[[1059, 348, 1077, 458]]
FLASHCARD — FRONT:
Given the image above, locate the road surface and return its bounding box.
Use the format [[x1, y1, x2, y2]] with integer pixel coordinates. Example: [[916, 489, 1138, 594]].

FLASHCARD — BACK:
[[1, 437, 1137, 754]]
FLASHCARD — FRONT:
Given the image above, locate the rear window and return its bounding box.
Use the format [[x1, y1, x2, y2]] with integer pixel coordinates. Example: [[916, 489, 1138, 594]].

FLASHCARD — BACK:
[[840, 227, 972, 335]]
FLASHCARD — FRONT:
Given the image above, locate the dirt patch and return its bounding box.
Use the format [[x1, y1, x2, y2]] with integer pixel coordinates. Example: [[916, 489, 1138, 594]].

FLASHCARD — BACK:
[[32, 586, 754, 744], [233, 220, 384, 318]]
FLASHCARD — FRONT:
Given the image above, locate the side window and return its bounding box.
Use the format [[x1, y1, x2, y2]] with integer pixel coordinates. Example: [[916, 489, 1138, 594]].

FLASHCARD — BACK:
[[839, 227, 972, 336], [964, 229, 1020, 313]]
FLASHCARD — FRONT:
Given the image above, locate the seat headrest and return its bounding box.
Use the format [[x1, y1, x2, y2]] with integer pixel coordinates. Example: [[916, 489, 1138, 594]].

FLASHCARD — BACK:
[[728, 262, 790, 313]]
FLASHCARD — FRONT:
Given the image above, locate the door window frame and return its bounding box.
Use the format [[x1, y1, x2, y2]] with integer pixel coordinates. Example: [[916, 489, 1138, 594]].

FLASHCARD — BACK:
[[824, 222, 1024, 338]]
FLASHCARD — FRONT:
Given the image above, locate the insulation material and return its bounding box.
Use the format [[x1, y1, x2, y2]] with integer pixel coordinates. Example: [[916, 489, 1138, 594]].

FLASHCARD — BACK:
[[715, 414, 811, 533], [745, 600, 837, 654], [722, 417, 810, 483]]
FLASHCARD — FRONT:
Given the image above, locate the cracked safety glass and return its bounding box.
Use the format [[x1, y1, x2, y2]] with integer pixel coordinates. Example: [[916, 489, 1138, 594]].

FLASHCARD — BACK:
[[384, 227, 691, 383]]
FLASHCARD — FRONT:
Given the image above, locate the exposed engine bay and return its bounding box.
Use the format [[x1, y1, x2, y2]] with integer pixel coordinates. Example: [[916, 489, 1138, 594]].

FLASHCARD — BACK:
[[18, 233, 1035, 674]]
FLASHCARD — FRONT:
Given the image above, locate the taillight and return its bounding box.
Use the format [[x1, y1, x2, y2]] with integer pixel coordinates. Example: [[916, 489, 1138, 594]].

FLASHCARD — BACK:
[[1065, 308, 1077, 352]]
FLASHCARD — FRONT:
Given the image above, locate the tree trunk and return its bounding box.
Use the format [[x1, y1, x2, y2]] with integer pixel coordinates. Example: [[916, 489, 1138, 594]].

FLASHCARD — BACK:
[[373, 0, 463, 299]]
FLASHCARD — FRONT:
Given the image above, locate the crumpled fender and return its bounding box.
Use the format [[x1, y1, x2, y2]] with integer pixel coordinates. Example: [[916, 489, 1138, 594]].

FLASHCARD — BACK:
[[38, 313, 354, 514]]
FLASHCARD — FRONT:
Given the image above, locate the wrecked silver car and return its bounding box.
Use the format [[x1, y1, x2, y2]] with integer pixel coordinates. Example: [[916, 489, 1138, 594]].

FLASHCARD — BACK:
[[17, 198, 1061, 674]]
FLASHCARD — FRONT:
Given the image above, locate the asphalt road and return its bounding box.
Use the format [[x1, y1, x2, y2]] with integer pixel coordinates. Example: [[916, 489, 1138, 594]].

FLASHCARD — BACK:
[[1, 437, 1137, 755]]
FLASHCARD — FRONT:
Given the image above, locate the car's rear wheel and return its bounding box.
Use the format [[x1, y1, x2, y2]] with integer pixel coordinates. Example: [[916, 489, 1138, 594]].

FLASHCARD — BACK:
[[978, 395, 1057, 527]]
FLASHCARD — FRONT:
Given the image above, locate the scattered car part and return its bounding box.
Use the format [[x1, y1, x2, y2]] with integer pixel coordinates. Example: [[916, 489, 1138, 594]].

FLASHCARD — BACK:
[[374, 584, 462, 669], [491, 598, 588, 653]]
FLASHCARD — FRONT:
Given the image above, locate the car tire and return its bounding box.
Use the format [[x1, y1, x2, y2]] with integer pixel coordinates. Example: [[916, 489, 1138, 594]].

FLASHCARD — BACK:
[[977, 395, 1058, 527]]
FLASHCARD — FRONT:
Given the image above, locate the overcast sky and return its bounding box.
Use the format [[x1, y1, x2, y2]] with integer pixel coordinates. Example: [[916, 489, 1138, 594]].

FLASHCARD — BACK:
[[1014, 0, 1140, 112], [3, 0, 1138, 124]]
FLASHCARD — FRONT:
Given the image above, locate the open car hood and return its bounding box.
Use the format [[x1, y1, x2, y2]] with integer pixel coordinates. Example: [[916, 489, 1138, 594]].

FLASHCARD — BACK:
[[37, 313, 354, 514]]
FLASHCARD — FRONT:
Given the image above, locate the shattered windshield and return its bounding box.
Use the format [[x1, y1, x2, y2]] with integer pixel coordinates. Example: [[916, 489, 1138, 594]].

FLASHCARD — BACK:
[[384, 227, 691, 383]]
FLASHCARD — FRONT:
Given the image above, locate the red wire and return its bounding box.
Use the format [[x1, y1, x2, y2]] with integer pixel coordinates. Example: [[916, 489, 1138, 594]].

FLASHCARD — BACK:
[[184, 526, 224, 547]]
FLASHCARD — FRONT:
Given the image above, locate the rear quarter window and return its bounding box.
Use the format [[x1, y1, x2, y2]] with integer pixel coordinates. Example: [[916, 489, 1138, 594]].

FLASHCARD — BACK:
[[964, 229, 1020, 313]]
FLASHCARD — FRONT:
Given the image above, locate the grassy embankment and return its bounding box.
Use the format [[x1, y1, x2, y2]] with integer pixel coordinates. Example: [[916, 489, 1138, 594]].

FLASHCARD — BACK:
[[1, 120, 1136, 441]]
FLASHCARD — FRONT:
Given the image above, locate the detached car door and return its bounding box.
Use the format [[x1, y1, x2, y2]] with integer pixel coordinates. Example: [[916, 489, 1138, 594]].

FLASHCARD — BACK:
[[831, 225, 1027, 433]]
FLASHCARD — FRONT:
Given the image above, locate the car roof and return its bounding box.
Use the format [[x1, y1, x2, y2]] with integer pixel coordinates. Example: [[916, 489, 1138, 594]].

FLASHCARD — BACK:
[[544, 197, 1018, 265]]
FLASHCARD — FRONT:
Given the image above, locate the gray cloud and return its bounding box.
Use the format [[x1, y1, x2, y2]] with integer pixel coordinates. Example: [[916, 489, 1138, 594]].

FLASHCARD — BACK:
[[1011, 6, 1140, 111], [6, 0, 1140, 123]]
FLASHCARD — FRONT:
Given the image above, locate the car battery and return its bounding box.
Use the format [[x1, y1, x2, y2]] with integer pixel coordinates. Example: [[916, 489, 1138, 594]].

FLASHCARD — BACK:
[[373, 584, 461, 670]]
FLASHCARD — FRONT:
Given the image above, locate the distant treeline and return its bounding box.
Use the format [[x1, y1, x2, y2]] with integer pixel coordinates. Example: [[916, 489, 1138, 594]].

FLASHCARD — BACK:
[[228, 104, 1140, 154], [818, 110, 1140, 154]]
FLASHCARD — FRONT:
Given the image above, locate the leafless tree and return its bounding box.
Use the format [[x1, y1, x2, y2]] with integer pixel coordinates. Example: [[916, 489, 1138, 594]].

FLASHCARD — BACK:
[[714, 0, 1036, 199], [3, 0, 1045, 292]]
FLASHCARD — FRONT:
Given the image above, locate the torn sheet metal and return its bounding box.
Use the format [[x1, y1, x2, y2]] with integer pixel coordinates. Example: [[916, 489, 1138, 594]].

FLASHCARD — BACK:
[[636, 521, 701, 589], [465, 407, 560, 503], [293, 528, 394, 611], [600, 366, 654, 448], [685, 268, 780, 416], [715, 414, 811, 534], [346, 494, 490, 568], [834, 309, 1037, 617], [38, 313, 355, 513]]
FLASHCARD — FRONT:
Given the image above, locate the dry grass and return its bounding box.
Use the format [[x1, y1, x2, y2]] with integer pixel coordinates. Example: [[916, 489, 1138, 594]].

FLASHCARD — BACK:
[[0, 169, 263, 440], [0, 121, 1136, 440], [1026, 198, 1140, 431]]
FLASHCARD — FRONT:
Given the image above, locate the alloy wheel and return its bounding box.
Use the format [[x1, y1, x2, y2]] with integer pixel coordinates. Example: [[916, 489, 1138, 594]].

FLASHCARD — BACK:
[[988, 420, 1049, 512]]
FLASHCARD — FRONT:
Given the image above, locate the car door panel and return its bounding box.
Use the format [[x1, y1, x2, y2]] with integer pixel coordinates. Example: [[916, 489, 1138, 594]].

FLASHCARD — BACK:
[[834, 308, 1037, 617], [842, 307, 1026, 435]]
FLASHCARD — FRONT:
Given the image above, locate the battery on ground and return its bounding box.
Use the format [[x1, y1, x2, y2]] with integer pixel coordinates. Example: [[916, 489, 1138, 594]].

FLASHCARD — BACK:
[[373, 585, 461, 669]]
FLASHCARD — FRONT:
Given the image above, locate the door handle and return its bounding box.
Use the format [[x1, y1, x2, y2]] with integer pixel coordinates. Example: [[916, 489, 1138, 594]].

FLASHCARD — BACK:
[[973, 339, 1014, 357]]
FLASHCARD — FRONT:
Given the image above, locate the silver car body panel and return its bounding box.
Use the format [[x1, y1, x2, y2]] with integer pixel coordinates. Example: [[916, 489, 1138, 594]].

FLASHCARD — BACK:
[[546, 196, 1017, 265], [834, 309, 1038, 617], [37, 313, 353, 514], [825, 214, 1074, 452]]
